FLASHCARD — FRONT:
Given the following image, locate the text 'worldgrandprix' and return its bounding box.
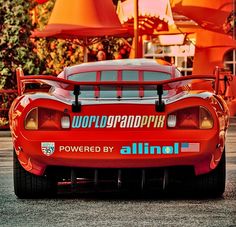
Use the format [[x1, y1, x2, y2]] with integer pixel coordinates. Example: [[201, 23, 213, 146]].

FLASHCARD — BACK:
[[71, 115, 166, 128]]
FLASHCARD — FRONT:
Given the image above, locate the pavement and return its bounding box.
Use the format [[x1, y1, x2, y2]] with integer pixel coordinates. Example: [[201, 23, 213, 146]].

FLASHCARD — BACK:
[[0, 120, 236, 226], [230, 116, 236, 125], [0, 130, 11, 137]]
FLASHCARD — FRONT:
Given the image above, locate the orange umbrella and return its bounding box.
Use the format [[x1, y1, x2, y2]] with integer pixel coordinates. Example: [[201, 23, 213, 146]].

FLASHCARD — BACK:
[[32, 0, 129, 62], [116, 0, 174, 57], [117, 0, 174, 34], [33, 0, 128, 38]]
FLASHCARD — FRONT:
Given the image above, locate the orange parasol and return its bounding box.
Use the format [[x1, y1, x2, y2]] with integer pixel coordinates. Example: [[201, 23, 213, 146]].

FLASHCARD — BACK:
[[33, 0, 128, 38], [32, 0, 129, 62], [116, 0, 175, 57], [117, 0, 174, 34]]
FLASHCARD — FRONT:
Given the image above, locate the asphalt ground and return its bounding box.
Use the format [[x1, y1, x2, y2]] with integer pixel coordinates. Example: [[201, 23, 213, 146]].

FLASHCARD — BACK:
[[0, 122, 236, 226]]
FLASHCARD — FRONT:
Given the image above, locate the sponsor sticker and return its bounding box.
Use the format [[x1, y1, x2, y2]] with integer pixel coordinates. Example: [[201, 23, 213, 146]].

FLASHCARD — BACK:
[[181, 143, 200, 152], [71, 115, 166, 129], [120, 142, 201, 155], [56, 142, 200, 155], [41, 142, 55, 156], [120, 143, 179, 155], [59, 145, 114, 153]]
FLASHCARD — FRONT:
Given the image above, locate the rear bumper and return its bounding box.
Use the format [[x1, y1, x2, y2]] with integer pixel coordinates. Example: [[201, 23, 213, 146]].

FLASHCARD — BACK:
[[13, 129, 225, 177]]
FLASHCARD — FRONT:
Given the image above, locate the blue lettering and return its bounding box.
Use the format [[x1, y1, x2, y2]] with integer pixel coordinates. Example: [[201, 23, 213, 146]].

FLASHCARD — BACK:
[[82, 116, 89, 128], [120, 146, 131, 155], [174, 143, 179, 154], [132, 143, 137, 154], [120, 143, 180, 155], [150, 146, 161, 154], [95, 116, 100, 128], [138, 143, 143, 154], [72, 116, 82, 128], [100, 116, 107, 128], [162, 146, 173, 154], [88, 116, 97, 128], [144, 143, 149, 154]]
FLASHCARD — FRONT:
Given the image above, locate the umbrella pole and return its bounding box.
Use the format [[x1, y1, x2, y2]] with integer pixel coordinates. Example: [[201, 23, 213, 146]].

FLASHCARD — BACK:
[[83, 47, 88, 63], [83, 37, 88, 63]]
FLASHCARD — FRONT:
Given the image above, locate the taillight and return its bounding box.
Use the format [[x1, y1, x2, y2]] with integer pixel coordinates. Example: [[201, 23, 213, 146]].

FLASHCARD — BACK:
[[199, 107, 214, 129], [25, 108, 38, 130], [25, 108, 70, 130], [38, 108, 62, 130], [167, 107, 213, 129]]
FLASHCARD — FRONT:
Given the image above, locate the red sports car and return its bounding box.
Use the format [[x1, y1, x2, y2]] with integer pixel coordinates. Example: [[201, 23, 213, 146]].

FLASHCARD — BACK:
[[10, 59, 229, 198]]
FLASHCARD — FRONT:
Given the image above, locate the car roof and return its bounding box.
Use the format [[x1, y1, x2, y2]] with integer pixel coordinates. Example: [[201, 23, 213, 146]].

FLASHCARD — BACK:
[[58, 59, 176, 79]]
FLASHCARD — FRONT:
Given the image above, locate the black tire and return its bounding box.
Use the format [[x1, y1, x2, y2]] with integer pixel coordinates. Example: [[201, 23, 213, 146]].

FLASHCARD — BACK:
[[189, 149, 226, 197], [13, 150, 57, 198]]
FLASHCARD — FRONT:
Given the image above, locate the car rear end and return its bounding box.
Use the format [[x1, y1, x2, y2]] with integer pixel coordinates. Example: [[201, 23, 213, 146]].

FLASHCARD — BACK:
[[11, 61, 228, 197]]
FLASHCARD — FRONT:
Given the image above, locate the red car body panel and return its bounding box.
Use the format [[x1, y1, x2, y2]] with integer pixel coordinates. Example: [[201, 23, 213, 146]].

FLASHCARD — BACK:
[[9, 59, 229, 179]]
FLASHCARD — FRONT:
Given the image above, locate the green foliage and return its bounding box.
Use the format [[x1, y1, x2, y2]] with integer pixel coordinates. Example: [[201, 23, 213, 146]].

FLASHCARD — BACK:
[[35, 38, 84, 75], [36, 0, 56, 30], [0, 0, 41, 90], [0, 0, 42, 127]]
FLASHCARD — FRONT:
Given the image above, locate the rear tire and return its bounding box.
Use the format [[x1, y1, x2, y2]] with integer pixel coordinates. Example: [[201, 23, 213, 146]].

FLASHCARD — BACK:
[[189, 149, 226, 197], [13, 150, 57, 198]]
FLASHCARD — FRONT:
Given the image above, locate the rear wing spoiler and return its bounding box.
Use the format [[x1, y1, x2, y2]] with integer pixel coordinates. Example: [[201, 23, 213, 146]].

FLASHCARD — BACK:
[[15, 66, 228, 112], [16, 67, 218, 93]]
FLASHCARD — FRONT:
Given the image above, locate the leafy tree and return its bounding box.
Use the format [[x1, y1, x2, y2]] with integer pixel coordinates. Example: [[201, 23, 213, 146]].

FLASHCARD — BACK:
[[35, 38, 84, 75], [35, 0, 55, 30], [0, 0, 41, 90], [0, 0, 42, 127]]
